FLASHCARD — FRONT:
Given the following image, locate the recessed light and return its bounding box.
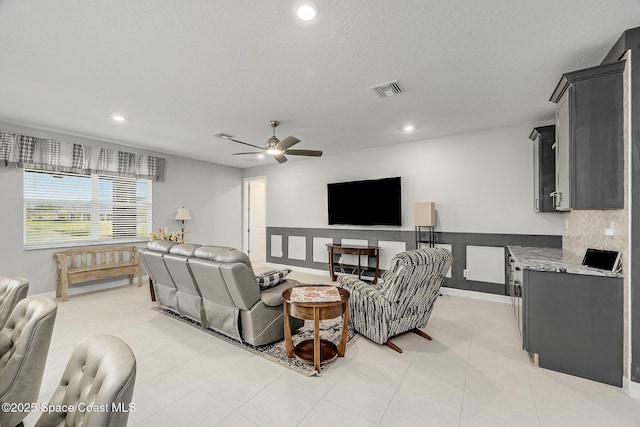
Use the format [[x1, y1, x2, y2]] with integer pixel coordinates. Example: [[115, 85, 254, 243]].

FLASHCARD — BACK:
[[111, 115, 126, 122], [402, 125, 415, 132], [296, 5, 317, 21], [257, 154, 265, 159]]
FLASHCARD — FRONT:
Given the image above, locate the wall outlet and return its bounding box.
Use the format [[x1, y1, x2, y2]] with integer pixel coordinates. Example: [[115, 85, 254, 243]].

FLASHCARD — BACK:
[[604, 223, 615, 237], [463, 269, 469, 278]]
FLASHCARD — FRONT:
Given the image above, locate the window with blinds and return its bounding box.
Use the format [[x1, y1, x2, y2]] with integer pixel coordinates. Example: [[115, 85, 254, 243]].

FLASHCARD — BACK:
[[23, 169, 152, 248]]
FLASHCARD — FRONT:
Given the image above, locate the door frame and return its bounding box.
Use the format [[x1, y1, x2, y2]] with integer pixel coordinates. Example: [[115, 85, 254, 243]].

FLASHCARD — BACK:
[[242, 176, 267, 259]]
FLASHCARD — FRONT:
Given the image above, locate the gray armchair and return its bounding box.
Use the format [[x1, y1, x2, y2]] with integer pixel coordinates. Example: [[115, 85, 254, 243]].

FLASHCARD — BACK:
[[0, 276, 29, 330], [0, 296, 57, 427], [35, 334, 137, 427], [337, 248, 452, 353]]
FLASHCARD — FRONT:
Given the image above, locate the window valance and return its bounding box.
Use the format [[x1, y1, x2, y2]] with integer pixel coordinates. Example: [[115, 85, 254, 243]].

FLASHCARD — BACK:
[[0, 131, 165, 182]]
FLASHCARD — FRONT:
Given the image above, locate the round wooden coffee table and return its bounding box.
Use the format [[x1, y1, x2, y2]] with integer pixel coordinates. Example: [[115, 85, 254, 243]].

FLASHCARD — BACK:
[[282, 286, 350, 373]]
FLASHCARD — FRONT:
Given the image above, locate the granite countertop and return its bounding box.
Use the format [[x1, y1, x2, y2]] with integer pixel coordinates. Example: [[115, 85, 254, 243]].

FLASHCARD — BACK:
[[507, 246, 623, 278]]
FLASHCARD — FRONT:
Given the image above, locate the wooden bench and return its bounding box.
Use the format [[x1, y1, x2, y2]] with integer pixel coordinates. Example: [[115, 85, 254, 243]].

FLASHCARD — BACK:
[[53, 245, 142, 301]]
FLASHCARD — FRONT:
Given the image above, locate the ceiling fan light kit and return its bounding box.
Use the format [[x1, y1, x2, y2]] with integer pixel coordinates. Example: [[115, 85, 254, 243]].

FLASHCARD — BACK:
[[216, 120, 323, 164]]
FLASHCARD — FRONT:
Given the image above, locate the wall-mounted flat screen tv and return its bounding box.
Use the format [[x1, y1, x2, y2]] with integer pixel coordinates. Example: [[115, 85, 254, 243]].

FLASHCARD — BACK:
[[327, 177, 401, 226]]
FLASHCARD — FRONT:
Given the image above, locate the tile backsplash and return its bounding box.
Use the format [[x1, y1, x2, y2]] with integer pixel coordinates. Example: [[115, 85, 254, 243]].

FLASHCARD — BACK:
[[562, 209, 627, 261]]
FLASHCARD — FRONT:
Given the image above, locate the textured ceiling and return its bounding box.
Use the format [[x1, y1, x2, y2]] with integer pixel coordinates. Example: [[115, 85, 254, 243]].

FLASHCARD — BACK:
[[0, 1, 638, 168]]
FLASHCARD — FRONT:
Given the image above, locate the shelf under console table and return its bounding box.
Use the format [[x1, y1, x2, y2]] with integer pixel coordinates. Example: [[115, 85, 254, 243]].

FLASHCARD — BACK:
[[326, 243, 380, 284]]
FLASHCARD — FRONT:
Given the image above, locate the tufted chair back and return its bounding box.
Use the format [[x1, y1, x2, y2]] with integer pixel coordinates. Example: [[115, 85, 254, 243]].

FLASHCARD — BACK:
[[0, 295, 57, 427], [35, 334, 137, 427], [0, 276, 29, 330]]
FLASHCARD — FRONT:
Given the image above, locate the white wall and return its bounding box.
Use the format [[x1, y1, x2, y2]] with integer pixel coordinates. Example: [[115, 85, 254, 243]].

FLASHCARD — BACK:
[[152, 154, 243, 247], [244, 125, 562, 235], [0, 121, 243, 295]]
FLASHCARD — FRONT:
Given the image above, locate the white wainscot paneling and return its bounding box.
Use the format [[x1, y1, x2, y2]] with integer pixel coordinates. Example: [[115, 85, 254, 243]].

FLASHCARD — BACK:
[[288, 236, 307, 261], [378, 241, 406, 270], [466, 245, 505, 284], [435, 243, 453, 278], [340, 238, 368, 265], [271, 235, 282, 258], [313, 237, 333, 263]]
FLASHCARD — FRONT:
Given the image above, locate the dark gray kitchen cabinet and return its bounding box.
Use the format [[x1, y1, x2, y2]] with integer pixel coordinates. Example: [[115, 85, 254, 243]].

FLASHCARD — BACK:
[[529, 125, 556, 212], [523, 270, 623, 387], [505, 247, 623, 386], [524, 270, 623, 386], [549, 60, 625, 210]]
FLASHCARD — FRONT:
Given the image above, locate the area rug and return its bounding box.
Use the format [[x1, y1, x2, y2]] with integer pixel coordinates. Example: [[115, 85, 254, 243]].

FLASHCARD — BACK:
[[152, 306, 358, 376]]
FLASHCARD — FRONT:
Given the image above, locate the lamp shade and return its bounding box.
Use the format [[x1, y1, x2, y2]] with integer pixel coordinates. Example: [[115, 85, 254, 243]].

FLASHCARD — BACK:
[[414, 202, 435, 226], [174, 207, 191, 221]]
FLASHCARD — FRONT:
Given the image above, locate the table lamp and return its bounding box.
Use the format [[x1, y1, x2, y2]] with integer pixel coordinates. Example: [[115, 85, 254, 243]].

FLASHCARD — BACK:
[[174, 207, 191, 236], [414, 202, 435, 226], [414, 202, 435, 248]]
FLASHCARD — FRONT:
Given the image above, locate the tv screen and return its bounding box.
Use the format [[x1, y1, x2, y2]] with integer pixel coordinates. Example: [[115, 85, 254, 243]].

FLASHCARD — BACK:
[[327, 177, 401, 226]]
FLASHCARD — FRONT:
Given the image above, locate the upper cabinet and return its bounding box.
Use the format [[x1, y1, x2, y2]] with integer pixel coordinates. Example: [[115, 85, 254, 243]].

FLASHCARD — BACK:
[[549, 60, 625, 210], [529, 125, 556, 212], [554, 94, 571, 210]]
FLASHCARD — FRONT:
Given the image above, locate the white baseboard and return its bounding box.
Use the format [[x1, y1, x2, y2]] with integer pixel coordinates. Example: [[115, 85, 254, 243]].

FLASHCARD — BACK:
[[623, 377, 640, 399], [266, 262, 510, 304], [35, 275, 149, 299], [440, 286, 510, 304]]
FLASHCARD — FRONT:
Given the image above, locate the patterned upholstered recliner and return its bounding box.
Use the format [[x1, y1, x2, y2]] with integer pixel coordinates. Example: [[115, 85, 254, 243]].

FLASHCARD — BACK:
[[35, 334, 136, 427], [337, 248, 452, 353]]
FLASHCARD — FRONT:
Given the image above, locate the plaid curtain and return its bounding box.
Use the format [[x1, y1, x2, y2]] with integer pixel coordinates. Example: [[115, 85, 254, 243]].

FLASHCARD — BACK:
[[0, 130, 165, 181], [0, 132, 15, 165]]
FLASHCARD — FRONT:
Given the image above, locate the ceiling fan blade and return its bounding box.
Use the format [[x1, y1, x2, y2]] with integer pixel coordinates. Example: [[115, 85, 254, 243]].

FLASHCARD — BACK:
[[275, 136, 300, 151], [273, 153, 288, 163], [284, 149, 323, 157], [229, 138, 265, 150], [215, 135, 264, 150], [232, 152, 265, 155]]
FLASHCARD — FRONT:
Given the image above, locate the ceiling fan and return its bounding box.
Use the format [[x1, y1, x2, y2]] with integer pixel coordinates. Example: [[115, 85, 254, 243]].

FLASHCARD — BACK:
[[216, 120, 323, 163]]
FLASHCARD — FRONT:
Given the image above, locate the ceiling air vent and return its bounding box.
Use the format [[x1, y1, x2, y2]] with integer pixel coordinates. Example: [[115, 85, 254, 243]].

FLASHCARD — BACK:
[[212, 132, 234, 139], [371, 80, 403, 98]]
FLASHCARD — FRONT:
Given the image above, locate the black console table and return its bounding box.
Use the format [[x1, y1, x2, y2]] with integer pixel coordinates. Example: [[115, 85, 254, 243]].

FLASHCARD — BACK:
[[327, 243, 380, 284]]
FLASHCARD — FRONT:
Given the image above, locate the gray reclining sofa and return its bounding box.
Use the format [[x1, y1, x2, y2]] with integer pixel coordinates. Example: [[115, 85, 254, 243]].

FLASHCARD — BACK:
[[140, 241, 303, 346]]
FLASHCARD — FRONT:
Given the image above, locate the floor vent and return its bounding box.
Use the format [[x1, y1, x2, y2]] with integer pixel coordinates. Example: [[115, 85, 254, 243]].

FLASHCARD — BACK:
[[371, 80, 403, 98]]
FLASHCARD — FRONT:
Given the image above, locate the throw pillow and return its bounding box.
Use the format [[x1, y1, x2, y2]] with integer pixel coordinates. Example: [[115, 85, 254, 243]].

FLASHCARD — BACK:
[[256, 269, 291, 290]]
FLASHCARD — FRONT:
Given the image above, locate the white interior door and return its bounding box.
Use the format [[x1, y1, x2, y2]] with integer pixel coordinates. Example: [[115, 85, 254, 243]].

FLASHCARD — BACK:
[[248, 180, 266, 263]]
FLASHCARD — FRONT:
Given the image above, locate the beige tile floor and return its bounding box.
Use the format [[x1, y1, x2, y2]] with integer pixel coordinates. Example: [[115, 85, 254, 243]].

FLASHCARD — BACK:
[[22, 267, 640, 427]]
